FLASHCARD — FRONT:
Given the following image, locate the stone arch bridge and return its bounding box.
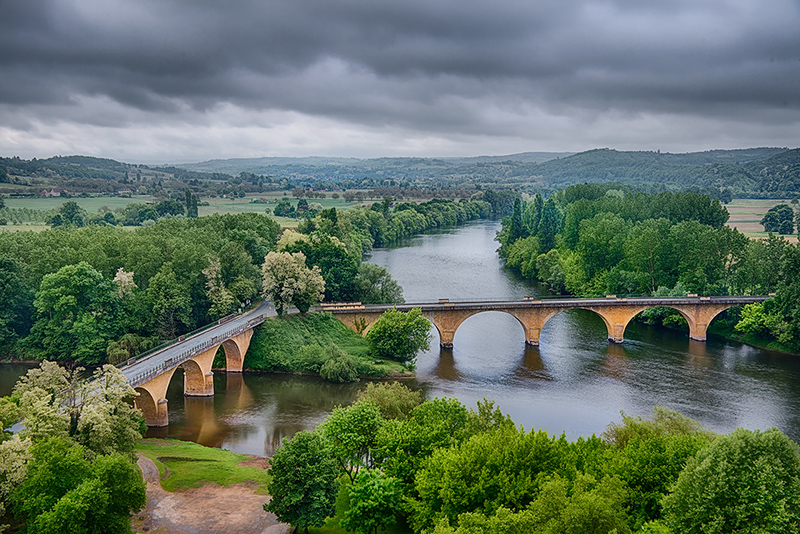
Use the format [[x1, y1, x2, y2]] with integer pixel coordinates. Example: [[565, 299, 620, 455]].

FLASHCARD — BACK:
[[118, 300, 276, 427], [120, 296, 767, 427], [322, 295, 769, 348]]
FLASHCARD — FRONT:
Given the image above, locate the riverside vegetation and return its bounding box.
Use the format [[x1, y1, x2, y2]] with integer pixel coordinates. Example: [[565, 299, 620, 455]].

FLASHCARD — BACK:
[[0, 197, 498, 382], [496, 183, 800, 353], [3, 365, 798, 534], [263, 382, 800, 534]]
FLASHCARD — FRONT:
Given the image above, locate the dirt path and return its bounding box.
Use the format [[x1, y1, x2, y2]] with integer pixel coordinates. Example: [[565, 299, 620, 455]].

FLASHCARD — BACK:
[[133, 455, 292, 534]]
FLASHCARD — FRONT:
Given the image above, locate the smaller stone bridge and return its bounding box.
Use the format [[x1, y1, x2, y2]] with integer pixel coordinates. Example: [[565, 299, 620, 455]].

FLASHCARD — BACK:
[[118, 300, 276, 427], [320, 295, 769, 348]]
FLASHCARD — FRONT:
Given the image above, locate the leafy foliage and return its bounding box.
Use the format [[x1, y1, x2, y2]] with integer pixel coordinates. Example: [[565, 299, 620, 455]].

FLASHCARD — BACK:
[[663, 427, 800, 534], [365, 308, 432, 364], [322, 401, 384, 482], [341, 469, 402, 534], [261, 251, 325, 315], [10, 437, 146, 534], [355, 381, 422, 420], [265, 431, 339, 533]]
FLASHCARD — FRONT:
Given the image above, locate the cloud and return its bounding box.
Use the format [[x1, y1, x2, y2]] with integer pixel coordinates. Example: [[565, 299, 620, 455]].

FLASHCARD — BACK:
[[1, 0, 798, 161]]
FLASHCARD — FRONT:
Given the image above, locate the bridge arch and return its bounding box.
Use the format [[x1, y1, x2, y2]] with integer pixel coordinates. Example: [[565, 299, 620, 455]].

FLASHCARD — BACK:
[[134, 387, 160, 425], [447, 309, 531, 349]]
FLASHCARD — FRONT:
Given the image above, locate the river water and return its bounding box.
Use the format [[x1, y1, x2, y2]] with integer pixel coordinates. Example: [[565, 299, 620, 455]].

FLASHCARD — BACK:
[[3, 221, 799, 454]]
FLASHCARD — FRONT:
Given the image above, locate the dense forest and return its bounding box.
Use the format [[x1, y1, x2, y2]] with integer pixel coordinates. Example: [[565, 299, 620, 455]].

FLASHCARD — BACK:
[[2, 146, 799, 200], [0, 197, 504, 366], [262, 384, 800, 534], [496, 183, 800, 352]]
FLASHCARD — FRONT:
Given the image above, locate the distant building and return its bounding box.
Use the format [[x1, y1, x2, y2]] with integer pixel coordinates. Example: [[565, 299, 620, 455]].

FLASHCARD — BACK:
[[41, 189, 67, 197]]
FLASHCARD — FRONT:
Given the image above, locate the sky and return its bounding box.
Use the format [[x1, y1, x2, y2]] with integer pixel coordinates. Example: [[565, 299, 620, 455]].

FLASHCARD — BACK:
[[1, 0, 799, 164]]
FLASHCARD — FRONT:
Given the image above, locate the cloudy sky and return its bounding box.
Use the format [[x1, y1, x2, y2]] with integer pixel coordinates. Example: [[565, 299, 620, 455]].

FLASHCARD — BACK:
[[1, 0, 799, 163]]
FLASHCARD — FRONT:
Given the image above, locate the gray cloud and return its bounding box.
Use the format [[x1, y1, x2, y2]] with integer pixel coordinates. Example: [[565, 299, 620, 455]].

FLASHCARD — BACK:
[[0, 0, 798, 162]]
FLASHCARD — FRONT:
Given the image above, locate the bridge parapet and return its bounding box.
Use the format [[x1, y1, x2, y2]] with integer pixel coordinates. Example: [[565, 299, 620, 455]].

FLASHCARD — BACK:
[[323, 295, 769, 348]]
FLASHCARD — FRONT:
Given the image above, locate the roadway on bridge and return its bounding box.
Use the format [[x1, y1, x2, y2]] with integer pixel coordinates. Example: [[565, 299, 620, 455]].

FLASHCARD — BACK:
[[119, 299, 276, 385], [320, 295, 768, 312]]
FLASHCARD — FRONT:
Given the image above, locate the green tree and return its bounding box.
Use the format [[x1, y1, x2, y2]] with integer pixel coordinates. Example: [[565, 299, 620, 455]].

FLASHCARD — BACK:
[[282, 233, 359, 302], [14, 362, 145, 459], [761, 204, 795, 234], [147, 262, 193, 340], [0, 255, 34, 356], [663, 427, 800, 534], [321, 401, 384, 482], [341, 469, 402, 534], [261, 251, 326, 315], [24, 262, 121, 364], [408, 425, 568, 532], [354, 263, 404, 304], [374, 397, 472, 490], [264, 431, 339, 534], [355, 382, 422, 420], [10, 437, 146, 534], [365, 307, 431, 364], [536, 197, 562, 252]]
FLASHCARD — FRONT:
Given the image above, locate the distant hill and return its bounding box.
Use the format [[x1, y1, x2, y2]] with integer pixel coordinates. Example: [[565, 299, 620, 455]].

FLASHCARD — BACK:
[[178, 151, 574, 175], [2, 147, 798, 198]]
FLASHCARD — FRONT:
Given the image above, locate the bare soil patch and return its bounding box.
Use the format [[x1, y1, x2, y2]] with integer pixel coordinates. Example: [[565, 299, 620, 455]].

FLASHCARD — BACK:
[[133, 455, 291, 534]]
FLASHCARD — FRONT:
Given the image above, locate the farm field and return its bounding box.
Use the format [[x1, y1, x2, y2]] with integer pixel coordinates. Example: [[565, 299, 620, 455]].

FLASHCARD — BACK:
[[4, 195, 156, 212], [0, 193, 363, 232], [725, 198, 798, 243]]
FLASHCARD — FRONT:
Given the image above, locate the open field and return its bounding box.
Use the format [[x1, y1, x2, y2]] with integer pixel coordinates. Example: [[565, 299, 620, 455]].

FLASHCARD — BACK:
[[725, 198, 798, 243], [4, 195, 156, 212]]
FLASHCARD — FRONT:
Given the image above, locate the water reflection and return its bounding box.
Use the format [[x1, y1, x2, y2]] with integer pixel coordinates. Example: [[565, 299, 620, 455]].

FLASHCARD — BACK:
[[6, 221, 799, 455]]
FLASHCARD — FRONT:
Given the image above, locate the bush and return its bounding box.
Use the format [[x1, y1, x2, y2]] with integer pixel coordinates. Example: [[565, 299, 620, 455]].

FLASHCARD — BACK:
[[662, 427, 800, 534], [320, 345, 359, 383]]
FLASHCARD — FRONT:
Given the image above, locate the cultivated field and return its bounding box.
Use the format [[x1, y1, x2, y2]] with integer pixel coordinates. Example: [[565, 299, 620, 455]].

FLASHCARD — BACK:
[[725, 198, 798, 243]]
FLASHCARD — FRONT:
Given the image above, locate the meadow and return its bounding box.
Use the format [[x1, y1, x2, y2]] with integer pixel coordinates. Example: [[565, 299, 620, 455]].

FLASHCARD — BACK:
[[725, 198, 798, 243]]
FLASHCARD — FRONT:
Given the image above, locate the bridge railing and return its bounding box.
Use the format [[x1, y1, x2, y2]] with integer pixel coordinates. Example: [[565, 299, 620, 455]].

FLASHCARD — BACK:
[[119, 300, 266, 370], [126, 316, 267, 387]]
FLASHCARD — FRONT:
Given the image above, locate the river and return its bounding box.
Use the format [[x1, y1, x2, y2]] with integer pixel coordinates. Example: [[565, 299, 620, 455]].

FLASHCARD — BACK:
[[3, 220, 799, 454]]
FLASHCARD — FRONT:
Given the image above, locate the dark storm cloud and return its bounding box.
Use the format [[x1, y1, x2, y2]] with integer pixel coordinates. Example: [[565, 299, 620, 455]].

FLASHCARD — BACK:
[[1, 0, 798, 159]]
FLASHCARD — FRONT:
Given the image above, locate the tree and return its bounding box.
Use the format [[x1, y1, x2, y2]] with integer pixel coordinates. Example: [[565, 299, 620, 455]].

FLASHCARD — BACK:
[[24, 262, 121, 364], [365, 307, 431, 364], [761, 204, 795, 234], [261, 251, 325, 315], [356, 382, 422, 420], [147, 262, 192, 339], [202, 256, 236, 319], [0, 255, 34, 356], [663, 427, 800, 534], [281, 233, 358, 302], [354, 263, 404, 304], [341, 469, 402, 534], [14, 362, 145, 459], [10, 437, 146, 534], [321, 401, 384, 482], [536, 197, 561, 252], [264, 431, 339, 533]]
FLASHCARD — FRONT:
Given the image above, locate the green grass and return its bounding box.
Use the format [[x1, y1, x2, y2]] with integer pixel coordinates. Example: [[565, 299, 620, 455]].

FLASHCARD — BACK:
[[241, 312, 409, 377], [4, 195, 156, 212], [136, 438, 271, 492], [0, 223, 50, 233]]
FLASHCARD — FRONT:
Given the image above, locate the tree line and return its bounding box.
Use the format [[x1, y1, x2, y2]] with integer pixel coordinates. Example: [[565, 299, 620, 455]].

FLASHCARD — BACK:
[[264, 382, 800, 534], [0, 196, 500, 366], [495, 183, 800, 352]]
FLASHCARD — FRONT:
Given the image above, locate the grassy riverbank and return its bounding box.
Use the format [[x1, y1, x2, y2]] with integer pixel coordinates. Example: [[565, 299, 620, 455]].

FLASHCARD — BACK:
[[136, 439, 271, 492], [217, 312, 411, 379], [135, 438, 413, 533]]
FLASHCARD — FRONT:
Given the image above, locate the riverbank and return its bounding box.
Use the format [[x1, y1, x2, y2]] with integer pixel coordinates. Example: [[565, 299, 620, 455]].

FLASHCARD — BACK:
[[223, 312, 413, 381], [133, 439, 290, 534]]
